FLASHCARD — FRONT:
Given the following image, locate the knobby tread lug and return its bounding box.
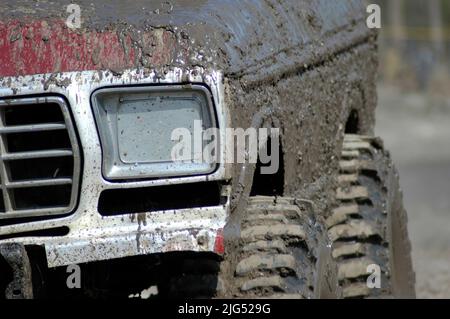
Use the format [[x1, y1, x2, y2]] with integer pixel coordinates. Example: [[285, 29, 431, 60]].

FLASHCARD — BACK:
[[241, 224, 306, 242], [337, 257, 376, 280], [240, 275, 285, 292], [241, 240, 288, 254], [342, 282, 371, 298], [235, 254, 297, 277], [336, 186, 369, 200], [244, 214, 290, 225], [332, 242, 365, 259], [328, 220, 380, 242], [326, 204, 359, 228], [338, 174, 359, 184]]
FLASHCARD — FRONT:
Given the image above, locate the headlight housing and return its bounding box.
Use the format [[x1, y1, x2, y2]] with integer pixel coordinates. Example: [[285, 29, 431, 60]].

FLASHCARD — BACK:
[[91, 85, 217, 180]]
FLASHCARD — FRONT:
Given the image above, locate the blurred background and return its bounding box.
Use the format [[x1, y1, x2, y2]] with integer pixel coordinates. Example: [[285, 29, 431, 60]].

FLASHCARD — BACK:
[[374, 0, 450, 298]]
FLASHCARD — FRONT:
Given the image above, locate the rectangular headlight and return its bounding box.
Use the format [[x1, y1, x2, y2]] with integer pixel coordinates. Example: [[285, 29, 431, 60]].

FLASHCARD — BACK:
[[91, 85, 217, 180]]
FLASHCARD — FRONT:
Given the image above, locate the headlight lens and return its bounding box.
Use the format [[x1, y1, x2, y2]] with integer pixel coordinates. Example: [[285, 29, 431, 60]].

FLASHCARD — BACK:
[[92, 85, 217, 180]]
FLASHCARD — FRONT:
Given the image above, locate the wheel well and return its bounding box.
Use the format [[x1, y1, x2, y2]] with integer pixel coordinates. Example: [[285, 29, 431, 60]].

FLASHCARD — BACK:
[[345, 109, 360, 134], [250, 134, 284, 196], [0, 254, 13, 299]]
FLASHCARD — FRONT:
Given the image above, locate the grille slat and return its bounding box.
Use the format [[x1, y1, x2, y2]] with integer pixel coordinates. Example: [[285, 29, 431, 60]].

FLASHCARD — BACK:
[[0, 123, 66, 134], [6, 178, 73, 188], [0, 207, 72, 220], [1, 149, 73, 160], [0, 96, 80, 220]]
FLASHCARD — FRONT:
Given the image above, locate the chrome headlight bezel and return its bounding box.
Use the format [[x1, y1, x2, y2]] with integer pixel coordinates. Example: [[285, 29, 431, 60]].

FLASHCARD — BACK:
[[91, 84, 218, 181]]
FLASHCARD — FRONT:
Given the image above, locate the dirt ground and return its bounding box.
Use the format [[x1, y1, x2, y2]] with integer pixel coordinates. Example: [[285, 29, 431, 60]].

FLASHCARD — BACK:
[[376, 86, 450, 299]]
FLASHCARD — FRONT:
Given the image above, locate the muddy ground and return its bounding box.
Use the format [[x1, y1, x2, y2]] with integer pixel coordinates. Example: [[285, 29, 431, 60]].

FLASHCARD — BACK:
[[376, 86, 450, 299]]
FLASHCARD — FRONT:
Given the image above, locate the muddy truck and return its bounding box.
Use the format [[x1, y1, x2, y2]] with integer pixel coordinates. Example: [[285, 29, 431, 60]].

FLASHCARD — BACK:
[[0, 0, 415, 299]]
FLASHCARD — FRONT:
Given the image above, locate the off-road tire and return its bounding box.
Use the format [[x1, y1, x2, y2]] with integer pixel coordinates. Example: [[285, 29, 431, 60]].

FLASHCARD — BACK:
[[165, 196, 340, 299], [327, 134, 415, 298], [219, 196, 340, 299]]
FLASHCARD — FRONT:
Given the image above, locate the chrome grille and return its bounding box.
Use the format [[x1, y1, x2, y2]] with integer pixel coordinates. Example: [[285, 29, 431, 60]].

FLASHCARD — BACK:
[[0, 96, 80, 219]]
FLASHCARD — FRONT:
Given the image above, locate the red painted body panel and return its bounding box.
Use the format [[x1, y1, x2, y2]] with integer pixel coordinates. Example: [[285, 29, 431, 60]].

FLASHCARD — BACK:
[[0, 20, 177, 77]]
